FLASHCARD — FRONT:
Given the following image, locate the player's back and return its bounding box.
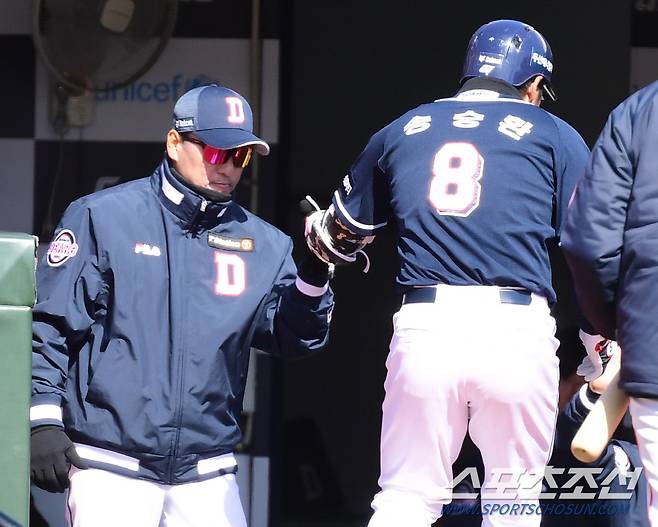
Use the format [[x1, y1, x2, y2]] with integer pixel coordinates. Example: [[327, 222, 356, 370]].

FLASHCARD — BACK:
[[378, 91, 588, 303]]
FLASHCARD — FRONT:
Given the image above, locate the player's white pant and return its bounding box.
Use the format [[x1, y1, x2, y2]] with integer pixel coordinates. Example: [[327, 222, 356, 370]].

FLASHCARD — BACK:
[[367, 285, 560, 527], [630, 397, 658, 526], [66, 466, 247, 527]]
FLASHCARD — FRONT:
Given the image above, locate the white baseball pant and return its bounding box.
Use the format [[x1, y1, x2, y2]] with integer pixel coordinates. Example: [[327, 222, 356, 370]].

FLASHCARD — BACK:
[[66, 466, 247, 527], [367, 285, 560, 527], [630, 397, 658, 526]]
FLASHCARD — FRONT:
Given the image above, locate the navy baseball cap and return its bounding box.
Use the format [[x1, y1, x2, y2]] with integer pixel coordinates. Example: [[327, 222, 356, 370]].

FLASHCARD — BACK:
[[173, 84, 270, 155]]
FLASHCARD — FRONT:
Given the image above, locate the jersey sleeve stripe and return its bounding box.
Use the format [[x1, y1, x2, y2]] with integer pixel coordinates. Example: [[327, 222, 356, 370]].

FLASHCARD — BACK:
[[333, 191, 388, 232]]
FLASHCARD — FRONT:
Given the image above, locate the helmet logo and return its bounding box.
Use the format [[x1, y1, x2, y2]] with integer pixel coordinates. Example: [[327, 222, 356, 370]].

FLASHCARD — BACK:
[[478, 54, 503, 65], [531, 52, 553, 72], [477, 54, 502, 76]]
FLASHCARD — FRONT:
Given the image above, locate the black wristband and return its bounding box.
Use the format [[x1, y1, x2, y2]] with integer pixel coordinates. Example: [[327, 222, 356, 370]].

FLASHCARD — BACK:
[[585, 386, 601, 404], [298, 255, 332, 287]]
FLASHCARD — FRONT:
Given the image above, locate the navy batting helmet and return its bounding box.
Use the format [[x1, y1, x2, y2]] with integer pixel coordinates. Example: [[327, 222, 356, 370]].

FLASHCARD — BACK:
[[461, 19, 556, 101]]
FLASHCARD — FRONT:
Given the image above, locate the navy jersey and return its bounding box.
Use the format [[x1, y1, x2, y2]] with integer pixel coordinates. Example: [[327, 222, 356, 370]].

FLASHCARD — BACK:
[[333, 80, 589, 304], [561, 80, 658, 398], [31, 158, 333, 484]]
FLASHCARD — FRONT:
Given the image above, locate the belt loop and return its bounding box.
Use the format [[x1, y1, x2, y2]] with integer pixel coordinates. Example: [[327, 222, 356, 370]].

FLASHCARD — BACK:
[[402, 288, 437, 304], [498, 288, 532, 305]]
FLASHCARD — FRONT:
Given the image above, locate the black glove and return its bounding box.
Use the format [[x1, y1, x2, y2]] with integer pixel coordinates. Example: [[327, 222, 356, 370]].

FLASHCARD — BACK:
[[31, 426, 88, 492], [298, 251, 333, 286]]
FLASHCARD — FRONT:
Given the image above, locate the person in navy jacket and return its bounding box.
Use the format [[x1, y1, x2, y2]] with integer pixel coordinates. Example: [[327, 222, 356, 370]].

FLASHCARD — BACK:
[[561, 80, 658, 527], [29, 84, 334, 526]]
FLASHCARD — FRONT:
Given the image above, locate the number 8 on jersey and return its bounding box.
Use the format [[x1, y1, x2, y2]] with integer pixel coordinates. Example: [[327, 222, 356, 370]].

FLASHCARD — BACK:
[[429, 142, 483, 217]]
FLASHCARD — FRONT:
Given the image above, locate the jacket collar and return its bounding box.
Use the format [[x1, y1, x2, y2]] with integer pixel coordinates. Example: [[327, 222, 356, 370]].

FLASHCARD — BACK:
[[153, 158, 232, 231]]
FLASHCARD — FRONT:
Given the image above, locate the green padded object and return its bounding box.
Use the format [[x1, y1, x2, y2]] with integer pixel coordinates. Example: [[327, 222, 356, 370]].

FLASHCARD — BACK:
[[0, 306, 32, 526], [0, 233, 37, 526], [0, 232, 38, 308]]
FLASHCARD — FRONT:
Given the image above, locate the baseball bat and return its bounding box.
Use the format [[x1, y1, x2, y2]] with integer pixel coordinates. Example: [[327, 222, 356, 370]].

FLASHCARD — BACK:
[[570, 371, 630, 463]]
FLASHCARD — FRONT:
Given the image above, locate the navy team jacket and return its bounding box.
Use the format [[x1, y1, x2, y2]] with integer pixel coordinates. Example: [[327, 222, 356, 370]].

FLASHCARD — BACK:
[[561, 80, 658, 399], [31, 158, 334, 484]]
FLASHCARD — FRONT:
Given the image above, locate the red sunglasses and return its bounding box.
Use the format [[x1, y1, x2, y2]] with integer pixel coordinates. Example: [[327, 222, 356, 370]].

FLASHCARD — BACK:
[[184, 137, 253, 168]]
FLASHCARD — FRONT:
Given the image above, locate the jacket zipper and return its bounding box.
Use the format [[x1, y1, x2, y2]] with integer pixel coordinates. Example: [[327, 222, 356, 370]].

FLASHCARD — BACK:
[[187, 199, 208, 236], [168, 199, 206, 482], [171, 293, 189, 482]]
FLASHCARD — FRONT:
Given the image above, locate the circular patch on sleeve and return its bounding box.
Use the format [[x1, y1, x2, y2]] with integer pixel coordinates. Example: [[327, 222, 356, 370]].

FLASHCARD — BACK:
[[47, 229, 79, 267]]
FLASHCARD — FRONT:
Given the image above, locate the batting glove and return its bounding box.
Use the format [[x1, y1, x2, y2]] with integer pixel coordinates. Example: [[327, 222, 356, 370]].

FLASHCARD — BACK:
[[31, 426, 88, 493], [301, 196, 372, 272], [298, 197, 334, 285], [577, 330, 618, 382]]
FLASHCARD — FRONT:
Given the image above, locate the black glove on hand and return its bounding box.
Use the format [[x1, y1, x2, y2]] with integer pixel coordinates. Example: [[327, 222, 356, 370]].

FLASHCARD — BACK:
[[31, 426, 88, 492], [298, 250, 332, 287]]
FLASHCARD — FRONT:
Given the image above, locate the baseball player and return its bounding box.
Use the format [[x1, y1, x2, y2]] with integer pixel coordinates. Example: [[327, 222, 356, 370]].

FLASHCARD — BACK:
[[305, 19, 599, 527], [29, 84, 334, 526], [561, 80, 658, 526]]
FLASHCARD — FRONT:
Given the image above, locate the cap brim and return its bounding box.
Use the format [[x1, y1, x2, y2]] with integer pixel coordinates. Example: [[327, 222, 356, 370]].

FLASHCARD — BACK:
[[196, 129, 270, 156]]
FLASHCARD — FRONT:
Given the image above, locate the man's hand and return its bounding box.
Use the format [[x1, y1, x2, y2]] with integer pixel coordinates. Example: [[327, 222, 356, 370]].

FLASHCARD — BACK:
[[31, 426, 88, 493], [577, 330, 618, 382]]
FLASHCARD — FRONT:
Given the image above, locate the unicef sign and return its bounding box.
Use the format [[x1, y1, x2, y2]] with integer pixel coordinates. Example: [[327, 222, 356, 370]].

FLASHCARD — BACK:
[[95, 74, 220, 103]]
